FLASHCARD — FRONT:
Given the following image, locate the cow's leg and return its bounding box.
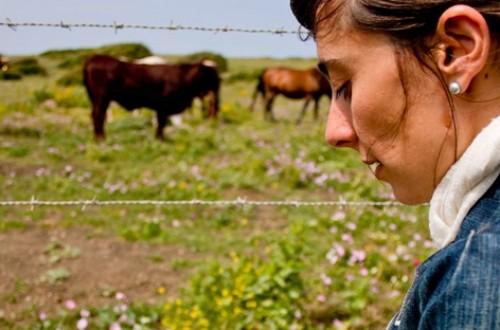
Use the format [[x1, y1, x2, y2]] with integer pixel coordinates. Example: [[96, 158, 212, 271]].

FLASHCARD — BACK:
[[91, 98, 109, 141], [206, 90, 218, 119], [296, 98, 311, 124], [155, 112, 168, 140]]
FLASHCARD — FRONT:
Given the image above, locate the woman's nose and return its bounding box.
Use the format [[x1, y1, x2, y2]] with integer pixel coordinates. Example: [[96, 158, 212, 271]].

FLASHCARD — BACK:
[[324, 104, 357, 149]]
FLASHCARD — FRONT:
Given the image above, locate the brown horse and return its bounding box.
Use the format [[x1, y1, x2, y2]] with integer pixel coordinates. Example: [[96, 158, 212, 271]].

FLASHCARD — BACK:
[[249, 67, 331, 123]]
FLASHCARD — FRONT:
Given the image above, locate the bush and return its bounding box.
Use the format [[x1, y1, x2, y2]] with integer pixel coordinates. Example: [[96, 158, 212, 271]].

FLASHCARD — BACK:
[[226, 69, 263, 84], [13, 57, 47, 76], [57, 69, 83, 86], [57, 54, 90, 70], [40, 48, 91, 59], [0, 71, 21, 80], [97, 43, 152, 59], [0, 57, 46, 80], [42, 43, 152, 70], [182, 51, 228, 73], [32, 88, 54, 104]]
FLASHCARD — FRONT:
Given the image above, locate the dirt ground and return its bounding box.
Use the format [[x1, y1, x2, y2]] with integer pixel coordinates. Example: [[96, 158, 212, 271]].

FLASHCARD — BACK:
[[0, 225, 197, 323]]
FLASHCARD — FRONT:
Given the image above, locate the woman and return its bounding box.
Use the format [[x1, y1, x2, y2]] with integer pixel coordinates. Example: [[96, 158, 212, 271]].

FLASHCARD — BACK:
[[290, 1, 500, 329]]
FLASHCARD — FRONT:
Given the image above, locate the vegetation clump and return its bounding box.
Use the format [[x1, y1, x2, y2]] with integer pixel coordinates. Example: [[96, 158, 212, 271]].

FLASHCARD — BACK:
[[182, 51, 228, 73], [0, 57, 47, 80]]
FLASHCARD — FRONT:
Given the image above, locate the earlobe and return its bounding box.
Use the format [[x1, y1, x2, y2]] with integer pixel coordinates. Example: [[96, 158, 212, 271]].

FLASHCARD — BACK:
[[433, 5, 490, 92]]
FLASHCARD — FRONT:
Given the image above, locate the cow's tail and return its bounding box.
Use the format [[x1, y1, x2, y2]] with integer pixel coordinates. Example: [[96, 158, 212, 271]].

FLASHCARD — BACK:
[[249, 69, 265, 112]]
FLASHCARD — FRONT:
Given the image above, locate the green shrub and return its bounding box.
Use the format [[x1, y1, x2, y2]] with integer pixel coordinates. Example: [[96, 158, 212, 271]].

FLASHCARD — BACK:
[[226, 69, 263, 84], [57, 69, 83, 86], [40, 48, 91, 59], [57, 54, 90, 70], [97, 43, 152, 59], [13, 57, 47, 76], [0, 57, 46, 80], [0, 71, 21, 80], [32, 88, 54, 104], [182, 51, 228, 72]]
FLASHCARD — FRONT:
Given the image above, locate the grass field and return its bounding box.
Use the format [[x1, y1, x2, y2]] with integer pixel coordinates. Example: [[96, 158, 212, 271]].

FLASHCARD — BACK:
[[0, 51, 432, 330]]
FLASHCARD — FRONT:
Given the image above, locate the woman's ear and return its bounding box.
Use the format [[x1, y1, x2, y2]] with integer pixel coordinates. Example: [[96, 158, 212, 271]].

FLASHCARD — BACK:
[[433, 5, 490, 93]]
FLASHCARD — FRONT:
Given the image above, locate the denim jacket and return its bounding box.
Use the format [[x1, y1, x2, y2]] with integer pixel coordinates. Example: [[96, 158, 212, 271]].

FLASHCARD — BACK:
[[387, 174, 500, 329]]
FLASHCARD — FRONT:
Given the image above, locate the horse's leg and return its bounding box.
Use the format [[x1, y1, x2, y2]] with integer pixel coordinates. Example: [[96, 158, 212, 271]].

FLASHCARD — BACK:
[[249, 86, 261, 112], [296, 98, 311, 124], [91, 98, 109, 142], [249, 90, 257, 112], [249, 72, 264, 112], [155, 111, 168, 140], [313, 96, 321, 121], [265, 94, 276, 122]]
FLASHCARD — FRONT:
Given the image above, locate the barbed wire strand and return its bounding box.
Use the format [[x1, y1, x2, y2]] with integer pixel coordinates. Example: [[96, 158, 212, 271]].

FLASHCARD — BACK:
[[1, 20, 299, 35], [0, 197, 411, 209]]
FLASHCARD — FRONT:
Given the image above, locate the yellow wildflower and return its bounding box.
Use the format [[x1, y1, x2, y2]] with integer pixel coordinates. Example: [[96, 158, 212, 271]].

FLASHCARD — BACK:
[[190, 306, 201, 319], [246, 300, 257, 308]]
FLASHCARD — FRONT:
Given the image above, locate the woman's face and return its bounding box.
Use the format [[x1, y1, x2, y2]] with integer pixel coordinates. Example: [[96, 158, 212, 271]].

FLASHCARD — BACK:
[[316, 28, 456, 204]]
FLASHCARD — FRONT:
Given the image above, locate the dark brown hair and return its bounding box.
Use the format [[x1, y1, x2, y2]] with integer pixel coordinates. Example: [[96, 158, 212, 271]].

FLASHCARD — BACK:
[[291, 1, 500, 39], [291, 0, 500, 67]]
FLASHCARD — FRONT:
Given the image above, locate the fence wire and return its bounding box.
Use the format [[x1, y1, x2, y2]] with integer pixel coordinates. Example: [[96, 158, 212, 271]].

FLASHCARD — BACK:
[[0, 197, 409, 209], [1, 19, 299, 35]]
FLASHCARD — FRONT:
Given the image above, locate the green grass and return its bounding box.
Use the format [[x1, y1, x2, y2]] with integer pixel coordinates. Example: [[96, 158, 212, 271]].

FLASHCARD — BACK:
[[0, 54, 432, 329]]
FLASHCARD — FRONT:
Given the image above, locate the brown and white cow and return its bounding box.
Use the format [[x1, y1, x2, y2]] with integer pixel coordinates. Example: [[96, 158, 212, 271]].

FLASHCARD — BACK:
[[83, 54, 220, 141]]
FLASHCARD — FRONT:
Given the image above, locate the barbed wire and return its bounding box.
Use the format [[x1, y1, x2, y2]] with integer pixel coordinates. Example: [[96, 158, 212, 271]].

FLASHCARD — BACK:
[[0, 197, 411, 209], [1, 19, 300, 35]]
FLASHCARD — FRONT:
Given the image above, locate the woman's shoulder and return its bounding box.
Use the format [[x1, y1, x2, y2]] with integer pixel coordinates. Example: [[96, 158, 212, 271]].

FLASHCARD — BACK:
[[413, 222, 500, 301], [412, 227, 500, 328], [423, 222, 500, 276], [389, 228, 500, 329]]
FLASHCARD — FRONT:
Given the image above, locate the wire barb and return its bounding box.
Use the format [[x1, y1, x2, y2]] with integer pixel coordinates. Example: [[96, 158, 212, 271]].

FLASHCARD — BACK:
[[113, 21, 124, 34], [60, 21, 71, 30], [5, 17, 17, 31]]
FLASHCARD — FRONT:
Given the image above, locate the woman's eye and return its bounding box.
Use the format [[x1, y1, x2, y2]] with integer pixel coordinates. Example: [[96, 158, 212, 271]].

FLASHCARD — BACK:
[[334, 82, 350, 100]]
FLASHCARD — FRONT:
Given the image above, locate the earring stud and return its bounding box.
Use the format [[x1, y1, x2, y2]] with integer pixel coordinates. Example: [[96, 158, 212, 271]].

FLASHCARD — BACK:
[[448, 81, 462, 95]]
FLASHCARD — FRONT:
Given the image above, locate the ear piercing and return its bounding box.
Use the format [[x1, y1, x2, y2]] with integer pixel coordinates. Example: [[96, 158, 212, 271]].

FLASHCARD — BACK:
[[448, 81, 462, 95]]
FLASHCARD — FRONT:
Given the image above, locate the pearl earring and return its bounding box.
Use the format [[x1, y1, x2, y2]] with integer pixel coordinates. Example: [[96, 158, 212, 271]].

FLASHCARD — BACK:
[[448, 81, 462, 95]]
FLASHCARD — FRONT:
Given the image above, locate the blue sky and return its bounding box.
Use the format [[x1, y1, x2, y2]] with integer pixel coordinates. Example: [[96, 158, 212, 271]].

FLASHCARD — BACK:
[[2, 0, 317, 58]]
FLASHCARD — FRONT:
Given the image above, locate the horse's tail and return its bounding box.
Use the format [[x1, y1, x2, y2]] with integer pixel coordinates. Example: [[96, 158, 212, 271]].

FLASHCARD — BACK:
[[249, 69, 266, 112]]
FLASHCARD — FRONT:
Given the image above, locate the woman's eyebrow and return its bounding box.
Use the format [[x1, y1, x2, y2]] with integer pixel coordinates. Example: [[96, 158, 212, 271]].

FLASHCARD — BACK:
[[317, 58, 350, 78]]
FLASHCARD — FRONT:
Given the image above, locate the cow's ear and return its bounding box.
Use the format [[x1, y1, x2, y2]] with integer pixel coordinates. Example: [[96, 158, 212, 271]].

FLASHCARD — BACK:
[[432, 5, 490, 93]]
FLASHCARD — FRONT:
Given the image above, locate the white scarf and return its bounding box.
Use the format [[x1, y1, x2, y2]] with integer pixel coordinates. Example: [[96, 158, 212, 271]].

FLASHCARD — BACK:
[[429, 115, 500, 249]]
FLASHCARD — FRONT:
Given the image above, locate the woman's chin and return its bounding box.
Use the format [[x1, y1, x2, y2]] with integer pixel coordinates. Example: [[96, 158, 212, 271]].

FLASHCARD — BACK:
[[391, 187, 431, 206]]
